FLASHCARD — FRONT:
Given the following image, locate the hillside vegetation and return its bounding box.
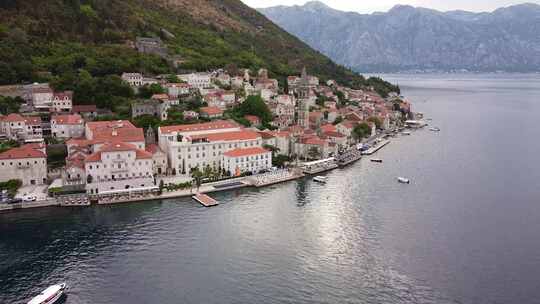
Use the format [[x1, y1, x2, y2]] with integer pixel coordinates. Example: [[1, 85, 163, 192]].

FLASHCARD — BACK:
[[0, 0, 399, 98]]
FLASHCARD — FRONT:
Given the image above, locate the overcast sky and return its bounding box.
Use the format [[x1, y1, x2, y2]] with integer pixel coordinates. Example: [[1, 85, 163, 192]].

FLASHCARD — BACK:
[[242, 0, 540, 13]]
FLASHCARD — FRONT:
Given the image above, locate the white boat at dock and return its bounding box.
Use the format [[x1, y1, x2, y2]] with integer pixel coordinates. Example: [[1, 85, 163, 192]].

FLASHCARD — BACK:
[[28, 283, 67, 304], [397, 177, 410, 184], [361, 139, 390, 156], [313, 176, 328, 183]]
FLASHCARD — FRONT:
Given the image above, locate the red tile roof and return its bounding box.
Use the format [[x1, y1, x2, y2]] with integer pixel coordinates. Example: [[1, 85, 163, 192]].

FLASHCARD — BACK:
[[53, 91, 73, 99], [87, 120, 136, 132], [269, 131, 290, 138], [324, 131, 346, 138], [146, 144, 163, 155], [189, 130, 260, 142], [0, 145, 46, 160], [72, 105, 97, 112], [302, 137, 327, 146], [52, 114, 84, 125], [1, 113, 25, 122], [24, 116, 41, 125], [200, 106, 223, 116], [223, 147, 269, 157], [244, 115, 260, 124], [320, 124, 336, 133], [85, 142, 152, 163], [151, 94, 169, 100], [258, 131, 275, 139], [92, 127, 145, 144], [160, 120, 239, 134]]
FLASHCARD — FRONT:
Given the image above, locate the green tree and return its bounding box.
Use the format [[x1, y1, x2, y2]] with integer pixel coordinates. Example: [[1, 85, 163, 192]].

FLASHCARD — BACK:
[[367, 116, 383, 129], [353, 122, 371, 141], [138, 83, 165, 99], [333, 116, 343, 125], [233, 95, 272, 123], [0, 96, 24, 114], [133, 114, 161, 130], [191, 167, 204, 192]]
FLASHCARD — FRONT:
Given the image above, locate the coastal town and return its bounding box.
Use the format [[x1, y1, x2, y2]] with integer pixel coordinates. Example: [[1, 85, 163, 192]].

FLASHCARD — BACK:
[[0, 50, 416, 211]]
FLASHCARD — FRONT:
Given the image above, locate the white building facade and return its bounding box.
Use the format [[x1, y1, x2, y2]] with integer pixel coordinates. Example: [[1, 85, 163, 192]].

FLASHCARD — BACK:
[[84, 142, 154, 195], [221, 147, 272, 176]]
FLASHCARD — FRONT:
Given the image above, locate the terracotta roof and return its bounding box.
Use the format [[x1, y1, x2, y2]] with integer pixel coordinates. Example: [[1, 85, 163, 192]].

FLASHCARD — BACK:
[[320, 124, 337, 133], [160, 120, 239, 134], [151, 94, 169, 100], [146, 144, 164, 155], [223, 147, 269, 157], [244, 115, 260, 124], [92, 127, 145, 144], [200, 106, 223, 116], [269, 131, 290, 138], [339, 120, 358, 130], [66, 138, 93, 147], [85, 142, 152, 163], [24, 116, 41, 125], [302, 137, 327, 146], [52, 114, 84, 125], [86, 120, 136, 132], [0, 145, 46, 160], [258, 131, 275, 139], [1, 113, 25, 122], [189, 130, 260, 142], [72, 105, 97, 112], [31, 87, 53, 94], [53, 91, 73, 99], [324, 131, 346, 138]]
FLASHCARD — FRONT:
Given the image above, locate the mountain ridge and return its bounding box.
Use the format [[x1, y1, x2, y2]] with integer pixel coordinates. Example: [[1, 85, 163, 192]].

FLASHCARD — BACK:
[[259, 1, 540, 72], [0, 0, 398, 96]]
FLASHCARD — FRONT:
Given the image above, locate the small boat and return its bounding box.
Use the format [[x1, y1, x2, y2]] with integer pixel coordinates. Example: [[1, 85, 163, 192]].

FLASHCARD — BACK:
[[28, 283, 67, 304], [313, 176, 328, 183], [397, 177, 410, 184], [370, 159, 383, 163], [401, 131, 412, 136], [429, 127, 440, 132]]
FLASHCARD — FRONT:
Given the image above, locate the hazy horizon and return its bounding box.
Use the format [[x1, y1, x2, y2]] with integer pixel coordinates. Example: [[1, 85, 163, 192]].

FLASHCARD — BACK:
[[242, 0, 540, 14]]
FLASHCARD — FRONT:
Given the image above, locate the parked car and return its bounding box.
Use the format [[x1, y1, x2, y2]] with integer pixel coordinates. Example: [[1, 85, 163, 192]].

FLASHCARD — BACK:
[[7, 198, 22, 204], [22, 195, 37, 202]]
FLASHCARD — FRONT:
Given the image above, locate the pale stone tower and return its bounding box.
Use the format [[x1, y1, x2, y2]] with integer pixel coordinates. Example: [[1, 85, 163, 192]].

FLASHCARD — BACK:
[[146, 127, 156, 145], [296, 67, 310, 129]]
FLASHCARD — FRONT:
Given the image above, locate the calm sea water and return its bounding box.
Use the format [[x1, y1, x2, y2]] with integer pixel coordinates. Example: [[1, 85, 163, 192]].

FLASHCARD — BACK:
[[1, 74, 540, 304]]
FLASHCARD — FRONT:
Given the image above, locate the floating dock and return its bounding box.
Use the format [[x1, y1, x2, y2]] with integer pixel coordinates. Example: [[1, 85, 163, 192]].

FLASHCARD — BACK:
[[362, 140, 390, 156], [192, 194, 219, 207]]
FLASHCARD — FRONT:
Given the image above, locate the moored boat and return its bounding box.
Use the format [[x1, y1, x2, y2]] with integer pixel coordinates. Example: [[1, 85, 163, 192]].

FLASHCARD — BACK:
[[429, 127, 441, 132], [313, 176, 328, 183], [401, 131, 412, 136], [28, 283, 67, 304], [397, 177, 410, 184]]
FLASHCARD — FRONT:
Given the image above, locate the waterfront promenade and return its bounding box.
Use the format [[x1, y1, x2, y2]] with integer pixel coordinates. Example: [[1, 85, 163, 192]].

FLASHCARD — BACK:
[[0, 133, 401, 213]]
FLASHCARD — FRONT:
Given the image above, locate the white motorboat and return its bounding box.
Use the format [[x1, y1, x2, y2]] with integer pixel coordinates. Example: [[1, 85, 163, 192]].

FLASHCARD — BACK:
[[28, 283, 67, 304], [313, 176, 328, 183], [401, 131, 412, 136], [429, 127, 441, 132], [397, 177, 410, 184]]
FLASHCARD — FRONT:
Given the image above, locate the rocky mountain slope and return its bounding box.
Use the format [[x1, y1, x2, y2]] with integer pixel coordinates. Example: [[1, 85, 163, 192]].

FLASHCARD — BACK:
[[260, 1, 540, 72], [0, 0, 398, 94]]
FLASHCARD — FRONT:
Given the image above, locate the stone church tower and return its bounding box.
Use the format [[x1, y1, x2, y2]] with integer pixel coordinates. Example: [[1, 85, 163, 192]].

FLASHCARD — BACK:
[[296, 67, 311, 129]]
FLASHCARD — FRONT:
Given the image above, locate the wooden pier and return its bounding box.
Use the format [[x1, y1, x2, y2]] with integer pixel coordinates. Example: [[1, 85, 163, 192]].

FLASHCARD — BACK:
[[192, 194, 219, 207], [362, 139, 390, 156]]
